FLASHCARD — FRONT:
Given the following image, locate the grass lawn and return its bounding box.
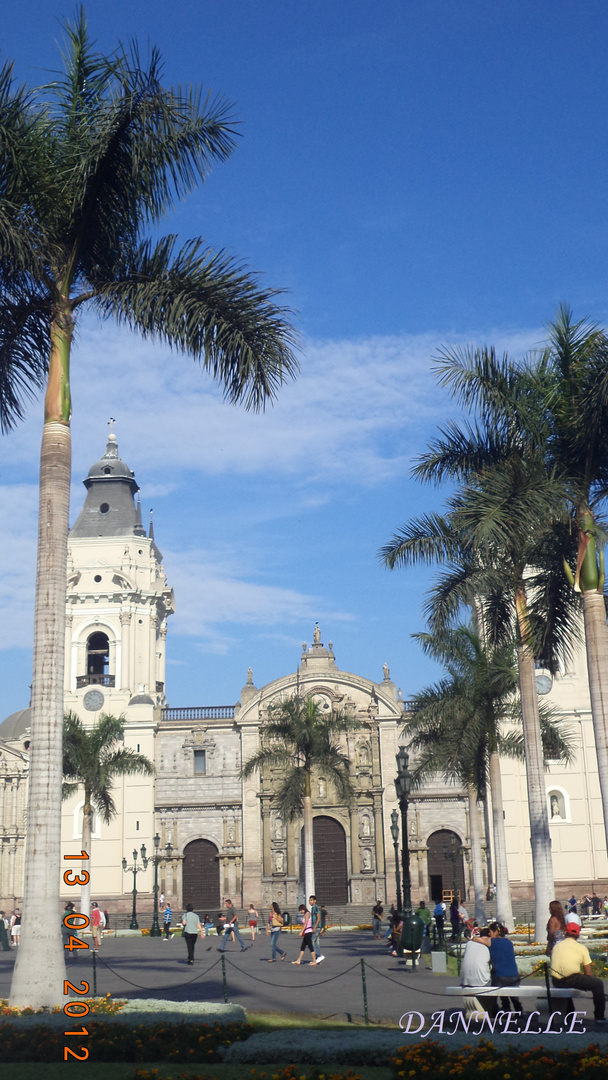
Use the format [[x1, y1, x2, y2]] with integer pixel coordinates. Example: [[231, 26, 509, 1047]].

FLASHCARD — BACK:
[[4, 1066, 394, 1080]]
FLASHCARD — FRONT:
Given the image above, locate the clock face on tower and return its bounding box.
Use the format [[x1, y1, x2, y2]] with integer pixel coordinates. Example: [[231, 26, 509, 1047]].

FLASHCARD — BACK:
[[83, 689, 105, 712], [535, 673, 553, 696]]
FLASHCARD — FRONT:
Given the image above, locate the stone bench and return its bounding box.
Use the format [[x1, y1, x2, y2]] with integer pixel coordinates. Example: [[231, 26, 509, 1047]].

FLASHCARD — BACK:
[[446, 985, 593, 1001]]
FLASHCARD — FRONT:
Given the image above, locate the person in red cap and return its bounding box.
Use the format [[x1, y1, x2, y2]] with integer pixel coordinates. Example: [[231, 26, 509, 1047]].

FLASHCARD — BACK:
[[550, 919, 607, 1027]]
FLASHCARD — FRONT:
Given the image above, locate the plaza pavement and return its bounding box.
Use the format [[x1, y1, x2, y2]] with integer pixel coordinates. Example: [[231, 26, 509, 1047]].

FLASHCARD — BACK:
[[1, 930, 608, 1049], [0, 930, 478, 1023]]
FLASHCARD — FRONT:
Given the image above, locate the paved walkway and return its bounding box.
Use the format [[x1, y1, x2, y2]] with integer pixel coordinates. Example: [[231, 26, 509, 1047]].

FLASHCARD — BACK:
[[1, 931, 607, 1044]]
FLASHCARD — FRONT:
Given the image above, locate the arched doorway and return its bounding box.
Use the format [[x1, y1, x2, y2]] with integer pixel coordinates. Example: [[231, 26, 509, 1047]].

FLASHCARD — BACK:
[[86, 632, 109, 677], [427, 829, 465, 903], [303, 816, 348, 905], [182, 839, 220, 911]]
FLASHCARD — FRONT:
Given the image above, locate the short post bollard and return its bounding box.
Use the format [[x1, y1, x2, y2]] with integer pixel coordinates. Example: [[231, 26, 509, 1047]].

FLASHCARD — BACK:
[[221, 954, 228, 1003], [360, 958, 369, 1027]]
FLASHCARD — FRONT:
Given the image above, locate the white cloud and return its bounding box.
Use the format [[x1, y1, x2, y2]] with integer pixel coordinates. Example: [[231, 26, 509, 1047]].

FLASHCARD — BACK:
[[166, 547, 353, 643]]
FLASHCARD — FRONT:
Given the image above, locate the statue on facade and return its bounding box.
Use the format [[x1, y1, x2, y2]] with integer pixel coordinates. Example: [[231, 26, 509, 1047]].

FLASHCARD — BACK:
[[274, 850, 285, 873], [313, 623, 321, 644], [362, 849, 372, 870], [383, 662, 390, 681]]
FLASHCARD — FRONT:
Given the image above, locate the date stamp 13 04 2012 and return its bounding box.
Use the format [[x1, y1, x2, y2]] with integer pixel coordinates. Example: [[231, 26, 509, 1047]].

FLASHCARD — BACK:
[[62, 851, 91, 1062]]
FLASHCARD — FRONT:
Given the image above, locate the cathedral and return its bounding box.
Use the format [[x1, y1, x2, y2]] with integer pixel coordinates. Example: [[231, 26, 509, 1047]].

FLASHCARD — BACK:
[[0, 436, 606, 913]]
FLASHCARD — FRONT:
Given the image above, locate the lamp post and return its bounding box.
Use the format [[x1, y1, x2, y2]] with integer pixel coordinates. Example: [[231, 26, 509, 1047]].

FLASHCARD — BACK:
[[122, 845, 148, 929], [390, 809, 402, 915], [395, 746, 424, 966], [150, 834, 174, 937]]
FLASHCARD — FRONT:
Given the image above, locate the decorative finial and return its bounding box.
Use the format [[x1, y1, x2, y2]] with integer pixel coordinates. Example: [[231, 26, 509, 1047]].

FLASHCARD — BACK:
[[149, 509, 155, 540], [107, 417, 117, 444], [313, 623, 321, 645], [328, 640, 333, 653], [397, 688, 403, 702], [246, 667, 253, 686], [302, 642, 307, 653]]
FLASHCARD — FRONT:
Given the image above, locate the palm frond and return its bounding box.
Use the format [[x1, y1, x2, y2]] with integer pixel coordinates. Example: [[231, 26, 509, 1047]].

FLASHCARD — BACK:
[[91, 237, 299, 411]]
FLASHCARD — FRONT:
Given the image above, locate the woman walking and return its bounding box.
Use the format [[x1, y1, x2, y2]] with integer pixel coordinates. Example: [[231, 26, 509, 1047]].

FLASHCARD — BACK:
[[181, 903, 202, 965], [291, 904, 317, 965], [248, 903, 259, 943], [266, 901, 287, 962], [10, 911, 21, 947]]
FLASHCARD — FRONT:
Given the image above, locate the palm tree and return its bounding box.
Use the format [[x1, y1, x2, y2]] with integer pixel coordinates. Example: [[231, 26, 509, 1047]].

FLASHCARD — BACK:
[[5, 13, 297, 1008], [241, 696, 359, 900], [380, 347, 578, 940], [62, 712, 155, 919], [540, 306, 608, 854], [406, 625, 574, 930]]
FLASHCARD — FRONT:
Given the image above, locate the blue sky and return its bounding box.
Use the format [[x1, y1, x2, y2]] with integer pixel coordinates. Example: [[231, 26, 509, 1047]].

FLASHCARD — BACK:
[[1, 1, 608, 714]]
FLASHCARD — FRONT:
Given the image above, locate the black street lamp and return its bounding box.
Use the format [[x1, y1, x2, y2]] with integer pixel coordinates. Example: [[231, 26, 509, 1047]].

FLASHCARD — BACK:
[[395, 746, 424, 966], [150, 834, 175, 938], [390, 809, 402, 915], [122, 845, 148, 929]]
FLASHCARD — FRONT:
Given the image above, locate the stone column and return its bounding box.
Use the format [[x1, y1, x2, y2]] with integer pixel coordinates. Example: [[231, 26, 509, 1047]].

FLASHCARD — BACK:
[[261, 805, 271, 878], [120, 611, 132, 691], [349, 807, 360, 875], [373, 794, 385, 874]]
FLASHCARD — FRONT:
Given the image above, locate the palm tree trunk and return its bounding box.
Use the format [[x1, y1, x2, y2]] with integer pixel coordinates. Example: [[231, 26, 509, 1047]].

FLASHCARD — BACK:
[[303, 769, 315, 901], [10, 422, 71, 1006], [467, 784, 486, 924], [10, 313, 72, 1008], [488, 749, 514, 930], [515, 587, 554, 943], [80, 791, 92, 919], [581, 589, 608, 856]]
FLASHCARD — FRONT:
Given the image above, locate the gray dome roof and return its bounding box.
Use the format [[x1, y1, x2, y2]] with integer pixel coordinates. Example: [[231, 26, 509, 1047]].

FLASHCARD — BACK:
[[0, 707, 31, 742], [128, 694, 154, 706]]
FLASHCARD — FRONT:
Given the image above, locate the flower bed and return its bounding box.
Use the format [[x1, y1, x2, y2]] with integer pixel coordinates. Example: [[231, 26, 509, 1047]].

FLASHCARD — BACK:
[[0, 1018, 253, 1062], [389, 1038, 608, 1078]]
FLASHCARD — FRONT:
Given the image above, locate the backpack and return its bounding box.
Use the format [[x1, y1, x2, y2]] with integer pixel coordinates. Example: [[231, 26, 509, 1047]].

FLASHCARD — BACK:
[[433, 903, 445, 918]]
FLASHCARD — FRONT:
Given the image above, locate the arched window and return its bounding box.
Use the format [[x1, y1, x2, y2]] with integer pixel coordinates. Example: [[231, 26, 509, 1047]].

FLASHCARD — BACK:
[[73, 802, 100, 840], [87, 632, 109, 676]]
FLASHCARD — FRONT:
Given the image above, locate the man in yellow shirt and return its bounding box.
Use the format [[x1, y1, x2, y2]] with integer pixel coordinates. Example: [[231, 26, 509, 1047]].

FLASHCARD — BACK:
[[551, 920, 606, 1026]]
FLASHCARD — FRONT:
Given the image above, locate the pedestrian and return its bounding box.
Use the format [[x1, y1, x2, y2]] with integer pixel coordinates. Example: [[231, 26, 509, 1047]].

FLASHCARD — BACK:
[[568, 894, 577, 914], [581, 895, 591, 917], [390, 911, 404, 956], [90, 902, 102, 951], [449, 899, 460, 940], [415, 900, 431, 936], [0, 911, 9, 951], [291, 904, 317, 965], [219, 899, 247, 952], [159, 892, 165, 911], [102, 910, 110, 933], [592, 892, 602, 916], [204, 913, 215, 936], [309, 894, 325, 964], [320, 904, 328, 935], [10, 911, 21, 946], [266, 901, 287, 962], [247, 903, 259, 942], [371, 899, 383, 938], [488, 922, 523, 1012], [551, 919, 607, 1028], [433, 899, 445, 945], [546, 899, 567, 954], [163, 903, 172, 939], [181, 903, 202, 964]]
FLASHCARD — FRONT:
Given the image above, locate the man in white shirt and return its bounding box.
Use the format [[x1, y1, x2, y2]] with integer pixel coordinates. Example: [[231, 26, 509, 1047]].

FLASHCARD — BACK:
[[460, 929, 496, 1017]]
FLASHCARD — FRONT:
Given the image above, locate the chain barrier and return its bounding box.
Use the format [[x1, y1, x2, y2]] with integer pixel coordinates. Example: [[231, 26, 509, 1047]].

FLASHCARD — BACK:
[[223, 954, 361, 988], [91, 951, 223, 992]]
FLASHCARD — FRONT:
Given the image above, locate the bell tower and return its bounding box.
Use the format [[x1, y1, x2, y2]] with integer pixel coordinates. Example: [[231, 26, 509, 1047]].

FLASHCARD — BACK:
[[61, 431, 175, 898], [64, 431, 174, 720]]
